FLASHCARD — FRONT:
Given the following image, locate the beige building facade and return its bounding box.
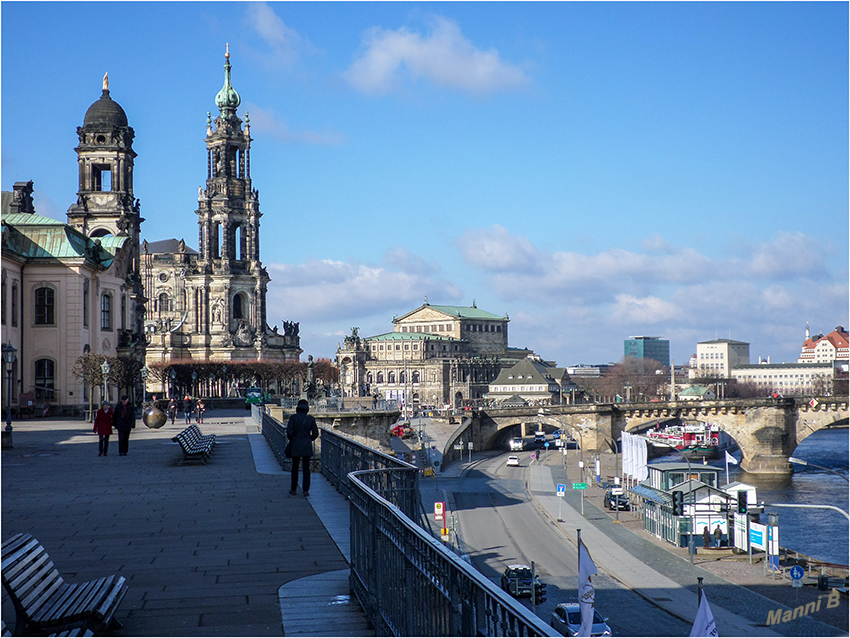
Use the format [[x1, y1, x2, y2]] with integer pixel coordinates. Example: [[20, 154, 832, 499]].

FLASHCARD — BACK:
[[336, 301, 533, 408]]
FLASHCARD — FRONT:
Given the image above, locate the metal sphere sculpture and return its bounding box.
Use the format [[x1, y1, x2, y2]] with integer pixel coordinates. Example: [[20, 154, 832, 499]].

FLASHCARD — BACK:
[[142, 404, 168, 429]]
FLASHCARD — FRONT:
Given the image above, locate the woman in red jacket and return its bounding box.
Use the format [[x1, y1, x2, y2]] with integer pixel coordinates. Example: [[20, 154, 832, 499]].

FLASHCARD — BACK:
[[93, 401, 114, 456]]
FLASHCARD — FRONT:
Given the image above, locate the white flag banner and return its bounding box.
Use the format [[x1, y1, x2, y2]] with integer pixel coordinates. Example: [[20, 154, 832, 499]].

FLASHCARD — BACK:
[[725, 450, 738, 465], [622, 432, 633, 478], [578, 540, 597, 637], [689, 591, 719, 637], [637, 436, 649, 481]]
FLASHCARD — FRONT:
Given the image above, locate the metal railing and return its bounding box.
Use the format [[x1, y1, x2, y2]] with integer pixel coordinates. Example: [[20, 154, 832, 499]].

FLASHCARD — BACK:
[[260, 410, 554, 637], [348, 469, 554, 637]]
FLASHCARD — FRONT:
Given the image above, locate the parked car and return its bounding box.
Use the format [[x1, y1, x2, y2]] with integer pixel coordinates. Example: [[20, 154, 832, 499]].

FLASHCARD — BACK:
[[550, 602, 612, 636], [604, 490, 630, 511], [553, 429, 562, 440], [506, 455, 520, 467], [500, 564, 538, 598]]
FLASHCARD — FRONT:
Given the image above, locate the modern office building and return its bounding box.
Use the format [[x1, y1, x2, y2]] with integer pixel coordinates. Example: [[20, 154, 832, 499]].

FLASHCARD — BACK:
[[624, 336, 670, 368]]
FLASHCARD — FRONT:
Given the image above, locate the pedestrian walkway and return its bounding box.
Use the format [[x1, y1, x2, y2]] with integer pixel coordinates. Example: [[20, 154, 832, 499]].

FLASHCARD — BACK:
[[0, 411, 367, 637]]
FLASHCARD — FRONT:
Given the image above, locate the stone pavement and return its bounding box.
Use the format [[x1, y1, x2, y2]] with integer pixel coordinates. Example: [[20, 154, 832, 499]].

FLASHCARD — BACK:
[[1, 411, 369, 637]]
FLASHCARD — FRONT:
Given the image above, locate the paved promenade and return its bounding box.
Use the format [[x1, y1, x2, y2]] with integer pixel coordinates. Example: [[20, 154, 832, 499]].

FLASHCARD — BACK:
[[1, 411, 367, 637]]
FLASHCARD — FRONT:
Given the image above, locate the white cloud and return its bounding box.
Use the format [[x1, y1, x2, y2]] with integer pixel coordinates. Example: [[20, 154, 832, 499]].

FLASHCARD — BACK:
[[344, 16, 530, 95], [610, 294, 682, 324], [244, 2, 309, 70], [749, 231, 826, 279], [244, 103, 346, 145], [457, 224, 540, 273]]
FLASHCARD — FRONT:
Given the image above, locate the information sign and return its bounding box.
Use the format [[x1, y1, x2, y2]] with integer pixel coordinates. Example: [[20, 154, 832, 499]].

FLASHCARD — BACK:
[[790, 565, 804, 581], [749, 522, 766, 551], [434, 502, 445, 522], [557, 483, 566, 497], [572, 482, 588, 490]]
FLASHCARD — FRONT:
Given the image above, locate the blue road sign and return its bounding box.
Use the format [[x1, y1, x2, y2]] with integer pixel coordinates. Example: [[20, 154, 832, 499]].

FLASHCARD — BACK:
[[790, 565, 804, 580], [544, 442, 550, 449], [557, 483, 566, 495]]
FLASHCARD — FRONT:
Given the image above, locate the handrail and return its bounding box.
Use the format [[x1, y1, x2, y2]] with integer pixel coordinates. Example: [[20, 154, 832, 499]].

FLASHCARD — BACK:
[[347, 468, 555, 637]]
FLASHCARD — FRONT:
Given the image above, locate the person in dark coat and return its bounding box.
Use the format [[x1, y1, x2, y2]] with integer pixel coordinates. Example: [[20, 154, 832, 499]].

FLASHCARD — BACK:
[[702, 526, 711, 548], [167, 398, 178, 424], [93, 401, 114, 456], [182, 395, 193, 424], [112, 396, 136, 456], [286, 399, 319, 496]]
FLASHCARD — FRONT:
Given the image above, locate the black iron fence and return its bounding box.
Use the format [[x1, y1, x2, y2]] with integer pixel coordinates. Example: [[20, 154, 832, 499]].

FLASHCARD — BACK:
[[260, 410, 553, 637]]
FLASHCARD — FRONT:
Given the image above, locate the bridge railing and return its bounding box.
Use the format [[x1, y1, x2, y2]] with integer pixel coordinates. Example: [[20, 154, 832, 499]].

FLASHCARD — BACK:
[[348, 467, 555, 637], [261, 411, 553, 636]]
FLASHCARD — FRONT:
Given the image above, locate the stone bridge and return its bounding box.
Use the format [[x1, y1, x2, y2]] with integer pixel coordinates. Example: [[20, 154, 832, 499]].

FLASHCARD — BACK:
[[468, 398, 848, 474]]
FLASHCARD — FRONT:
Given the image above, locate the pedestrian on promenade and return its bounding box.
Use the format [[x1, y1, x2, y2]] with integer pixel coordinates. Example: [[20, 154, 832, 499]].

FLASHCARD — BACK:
[[286, 399, 319, 497], [183, 395, 193, 424], [168, 398, 178, 424], [113, 396, 136, 456], [195, 399, 205, 424], [93, 401, 114, 456], [702, 526, 711, 548], [714, 524, 723, 547]]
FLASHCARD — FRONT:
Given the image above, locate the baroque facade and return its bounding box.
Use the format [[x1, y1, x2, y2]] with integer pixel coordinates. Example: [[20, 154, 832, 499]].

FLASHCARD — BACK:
[[1, 76, 146, 410], [335, 301, 535, 408], [142, 48, 301, 368]]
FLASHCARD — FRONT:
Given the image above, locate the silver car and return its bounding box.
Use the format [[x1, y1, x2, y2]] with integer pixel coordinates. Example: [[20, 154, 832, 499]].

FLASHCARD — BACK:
[[550, 602, 612, 637]]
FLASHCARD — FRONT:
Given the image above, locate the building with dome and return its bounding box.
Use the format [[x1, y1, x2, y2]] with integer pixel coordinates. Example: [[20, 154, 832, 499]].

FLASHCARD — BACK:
[[1, 74, 145, 412], [141, 47, 301, 374]]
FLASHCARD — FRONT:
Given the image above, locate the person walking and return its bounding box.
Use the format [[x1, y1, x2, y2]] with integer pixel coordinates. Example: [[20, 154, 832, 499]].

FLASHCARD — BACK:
[[93, 401, 114, 456], [113, 396, 136, 456], [714, 524, 723, 548], [168, 398, 178, 424], [286, 399, 318, 496], [195, 399, 205, 424], [182, 395, 193, 424], [702, 526, 711, 548]]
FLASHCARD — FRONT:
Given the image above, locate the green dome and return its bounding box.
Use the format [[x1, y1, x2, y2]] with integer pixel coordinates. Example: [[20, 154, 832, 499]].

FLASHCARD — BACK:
[[214, 48, 240, 112]]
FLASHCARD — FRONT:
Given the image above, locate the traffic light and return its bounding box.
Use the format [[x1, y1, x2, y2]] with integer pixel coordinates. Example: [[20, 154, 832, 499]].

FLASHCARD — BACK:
[[737, 490, 748, 514], [671, 490, 684, 516], [533, 581, 547, 604]]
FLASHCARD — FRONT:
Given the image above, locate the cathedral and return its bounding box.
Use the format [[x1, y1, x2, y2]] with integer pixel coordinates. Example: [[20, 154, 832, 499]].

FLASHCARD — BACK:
[[1, 47, 300, 413], [142, 47, 301, 367]]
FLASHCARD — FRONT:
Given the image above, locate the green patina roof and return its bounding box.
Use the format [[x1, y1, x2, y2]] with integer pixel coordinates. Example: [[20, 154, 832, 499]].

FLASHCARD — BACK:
[[396, 303, 508, 322], [367, 331, 458, 342], [2, 212, 122, 266]]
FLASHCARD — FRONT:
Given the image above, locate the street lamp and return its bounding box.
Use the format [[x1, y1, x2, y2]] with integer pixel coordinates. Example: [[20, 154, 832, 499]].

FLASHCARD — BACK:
[[789, 456, 849, 483], [101, 359, 111, 404], [140, 366, 148, 401], [191, 371, 197, 397], [3, 342, 18, 432], [170, 369, 176, 398]]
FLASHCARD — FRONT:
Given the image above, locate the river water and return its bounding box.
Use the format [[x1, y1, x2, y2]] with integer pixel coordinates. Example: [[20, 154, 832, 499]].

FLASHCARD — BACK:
[[695, 428, 848, 565]]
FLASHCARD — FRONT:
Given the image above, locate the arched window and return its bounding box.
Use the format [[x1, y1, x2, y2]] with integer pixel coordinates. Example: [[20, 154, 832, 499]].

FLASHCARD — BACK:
[[366, 372, 373, 384], [158, 293, 171, 314], [233, 294, 244, 319], [234, 225, 243, 261], [399, 371, 406, 384], [377, 372, 384, 384], [34, 358, 55, 402], [388, 371, 396, 384], [412, 371, 420, 384], [35, 287, 55, 325]]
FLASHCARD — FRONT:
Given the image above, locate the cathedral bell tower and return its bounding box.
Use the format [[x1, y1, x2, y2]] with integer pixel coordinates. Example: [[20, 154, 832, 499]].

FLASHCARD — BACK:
[[196, 45, 269, 344], [67, 74, 143, 274]]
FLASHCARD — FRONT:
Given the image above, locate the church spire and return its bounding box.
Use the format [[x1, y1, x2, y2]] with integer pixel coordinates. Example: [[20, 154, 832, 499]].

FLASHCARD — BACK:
[[214, 43, 241, 115]]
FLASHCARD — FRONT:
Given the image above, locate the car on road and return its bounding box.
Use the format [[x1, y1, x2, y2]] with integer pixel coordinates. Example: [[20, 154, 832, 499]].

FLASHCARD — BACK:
[[533, 431, 546, 444], [506, 455, 520, 467], [553, 429, 563, 440], [550, 602, 612, 636], [500, 564, 539, 598], [604, 490, 630, 511]]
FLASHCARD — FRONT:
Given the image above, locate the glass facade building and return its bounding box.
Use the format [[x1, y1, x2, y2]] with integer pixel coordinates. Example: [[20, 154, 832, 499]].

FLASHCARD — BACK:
[[624, 336, 670, 367]]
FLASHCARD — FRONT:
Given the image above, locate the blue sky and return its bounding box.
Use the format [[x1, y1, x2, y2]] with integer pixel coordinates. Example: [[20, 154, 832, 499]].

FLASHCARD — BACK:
[[3, 2, 847, 366]]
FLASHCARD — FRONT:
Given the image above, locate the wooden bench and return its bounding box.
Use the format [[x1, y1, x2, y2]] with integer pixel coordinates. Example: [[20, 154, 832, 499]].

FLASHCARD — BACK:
[[1, 534, 127, 636], [171, 424, 216, 464], [1, 619, 93, 637]]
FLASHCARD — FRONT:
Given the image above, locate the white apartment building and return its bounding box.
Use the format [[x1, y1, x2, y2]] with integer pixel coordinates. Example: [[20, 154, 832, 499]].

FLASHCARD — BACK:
[[691, 339, 750, 378], [731, 361, 838, 395], [798, 325, 849, 364]]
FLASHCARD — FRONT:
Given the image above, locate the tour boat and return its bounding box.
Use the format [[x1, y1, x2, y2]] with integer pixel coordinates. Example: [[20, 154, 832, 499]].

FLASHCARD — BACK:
[[646, 421, 736, 459]]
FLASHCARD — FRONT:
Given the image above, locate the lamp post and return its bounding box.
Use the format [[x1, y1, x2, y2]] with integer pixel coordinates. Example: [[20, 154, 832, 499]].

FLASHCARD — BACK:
[[170, 369, 176, 399], [191, 371, 197, 397], [101, 359, 111, 405], [788, 456, 849, 483], [3, 343, 18, 443], [140, 367, 149, 403]]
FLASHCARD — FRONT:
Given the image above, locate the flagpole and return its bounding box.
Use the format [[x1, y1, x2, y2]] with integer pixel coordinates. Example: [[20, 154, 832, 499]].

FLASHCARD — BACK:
[[725, 457, 729, 486], [577, 528, 581, 591], [697, 576, 703, 608]]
